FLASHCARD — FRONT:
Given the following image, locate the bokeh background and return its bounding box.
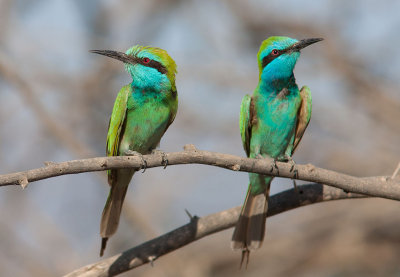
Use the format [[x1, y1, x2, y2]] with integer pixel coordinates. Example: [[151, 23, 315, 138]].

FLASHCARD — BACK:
[[0, 0, 400, 276]]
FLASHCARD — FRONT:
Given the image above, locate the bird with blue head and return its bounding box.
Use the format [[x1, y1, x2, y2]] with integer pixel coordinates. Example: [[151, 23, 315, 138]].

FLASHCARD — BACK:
[[232, 36, 323, 266], [90, 45, 178, 256]]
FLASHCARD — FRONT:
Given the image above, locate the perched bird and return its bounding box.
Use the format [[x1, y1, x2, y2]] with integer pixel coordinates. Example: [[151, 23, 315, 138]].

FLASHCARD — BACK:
[[231, 36, 322, 265], [90, 46, 178, 256]]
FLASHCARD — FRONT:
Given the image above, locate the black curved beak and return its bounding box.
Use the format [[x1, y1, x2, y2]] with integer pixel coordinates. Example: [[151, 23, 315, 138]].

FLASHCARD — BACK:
[[291, 38, 324, 51], [90, 50, 136, 64]]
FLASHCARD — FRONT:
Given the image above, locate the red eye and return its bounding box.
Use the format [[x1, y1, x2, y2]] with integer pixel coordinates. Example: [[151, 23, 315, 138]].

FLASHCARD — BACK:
[[143, 57, 150, 64], [272, 49, 279, 56]]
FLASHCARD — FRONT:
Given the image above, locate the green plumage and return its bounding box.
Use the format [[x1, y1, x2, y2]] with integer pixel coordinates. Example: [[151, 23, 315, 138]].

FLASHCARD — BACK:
[[232, 36, 321, 262], [91, 45, 178, 256]]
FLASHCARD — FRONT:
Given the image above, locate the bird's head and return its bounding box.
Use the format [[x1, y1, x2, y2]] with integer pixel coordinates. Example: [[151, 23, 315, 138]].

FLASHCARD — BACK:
[[91, 45, 177, 92], [257, 36, 323, 83]]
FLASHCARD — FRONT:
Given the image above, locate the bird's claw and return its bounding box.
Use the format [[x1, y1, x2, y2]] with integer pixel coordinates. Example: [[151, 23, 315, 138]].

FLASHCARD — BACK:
[[255, 154, 278, 175], [286, 156, 298, 179], [269, 158, 279, 175], [124, 150, 147, 173], [151, 149, 168, 169]]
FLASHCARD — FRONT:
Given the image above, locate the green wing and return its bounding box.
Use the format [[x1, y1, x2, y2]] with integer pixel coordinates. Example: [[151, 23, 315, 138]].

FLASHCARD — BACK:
[[106, 85, 130, 184], [240, 94, 252, 157], [293, 86, 312, 153], [162, 89, 178, 137]]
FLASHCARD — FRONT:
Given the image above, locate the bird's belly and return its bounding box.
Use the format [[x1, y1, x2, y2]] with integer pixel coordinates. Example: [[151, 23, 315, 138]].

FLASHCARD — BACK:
[[118, 103, 170, 155]]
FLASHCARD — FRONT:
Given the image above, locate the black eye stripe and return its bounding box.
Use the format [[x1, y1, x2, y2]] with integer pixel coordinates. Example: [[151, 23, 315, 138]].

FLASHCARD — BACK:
[[262, 54, 275, 68], [146, 60, 167, 75], [130, 56, 167, 74], [261, 49, 286, 69]]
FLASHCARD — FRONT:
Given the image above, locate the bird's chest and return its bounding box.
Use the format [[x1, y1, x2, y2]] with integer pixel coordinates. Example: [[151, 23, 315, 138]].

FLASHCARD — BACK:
[[251, 92, 301, 157], [119, 93, 172, 154]]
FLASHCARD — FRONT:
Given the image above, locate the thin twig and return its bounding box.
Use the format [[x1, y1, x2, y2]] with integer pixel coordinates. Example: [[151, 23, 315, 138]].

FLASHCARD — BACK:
[[391, 162, 400, 179], [64, 183, 367, 277]]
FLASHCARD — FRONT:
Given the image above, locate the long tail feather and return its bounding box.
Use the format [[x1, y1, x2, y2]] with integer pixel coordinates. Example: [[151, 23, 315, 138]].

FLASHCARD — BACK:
[[100, 169, 134, 256], [232, 181, 271, 260]]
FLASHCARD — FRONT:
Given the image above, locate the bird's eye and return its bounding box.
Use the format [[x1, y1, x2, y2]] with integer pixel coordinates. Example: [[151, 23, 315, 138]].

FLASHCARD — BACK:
[[143, 57, 150, 64], [271, 49, 279, 56]]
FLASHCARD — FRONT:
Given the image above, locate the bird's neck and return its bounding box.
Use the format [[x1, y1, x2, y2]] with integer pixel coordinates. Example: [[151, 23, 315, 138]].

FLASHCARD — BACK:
[[130, 80, 170, 95], [130, 72, 173, 93], [129, 81, 176, 103], [258, 73, 298, 96]]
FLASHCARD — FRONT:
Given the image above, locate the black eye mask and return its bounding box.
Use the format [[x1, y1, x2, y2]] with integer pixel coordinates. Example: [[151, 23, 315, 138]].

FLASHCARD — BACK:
[[133, 57, 167, 75], [261, 49, 286, 69]]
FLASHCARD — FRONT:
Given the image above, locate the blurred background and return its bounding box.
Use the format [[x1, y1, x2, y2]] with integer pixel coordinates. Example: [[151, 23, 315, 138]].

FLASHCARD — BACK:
[[0, 0, 399, 276]]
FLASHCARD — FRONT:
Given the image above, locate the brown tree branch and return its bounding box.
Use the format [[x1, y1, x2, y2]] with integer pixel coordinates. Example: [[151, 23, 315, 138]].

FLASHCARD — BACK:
[[0, 145, 398, 200], [64, 183, 367, 277]]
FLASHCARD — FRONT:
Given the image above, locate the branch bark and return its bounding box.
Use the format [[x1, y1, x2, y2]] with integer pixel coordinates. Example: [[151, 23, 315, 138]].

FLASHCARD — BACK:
[[64, 183, 366, 277], [1, 145, 398, 201], [0, 145, 396, 276]]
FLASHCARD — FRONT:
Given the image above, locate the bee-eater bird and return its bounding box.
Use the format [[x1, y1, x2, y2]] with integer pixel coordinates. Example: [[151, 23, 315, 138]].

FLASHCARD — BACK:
[[231, 36, 323, 264], [90, 46, 178, 256]]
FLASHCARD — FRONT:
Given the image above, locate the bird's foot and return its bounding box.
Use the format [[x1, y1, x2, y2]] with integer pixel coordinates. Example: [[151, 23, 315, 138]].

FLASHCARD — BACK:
[[269, 158, 279, 175], [124, 150, 147, 173], [285, 156, 298, 179], [151, 149, 168, 169], [239, 248, 250, 270], [255, 154, 277, 174]]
